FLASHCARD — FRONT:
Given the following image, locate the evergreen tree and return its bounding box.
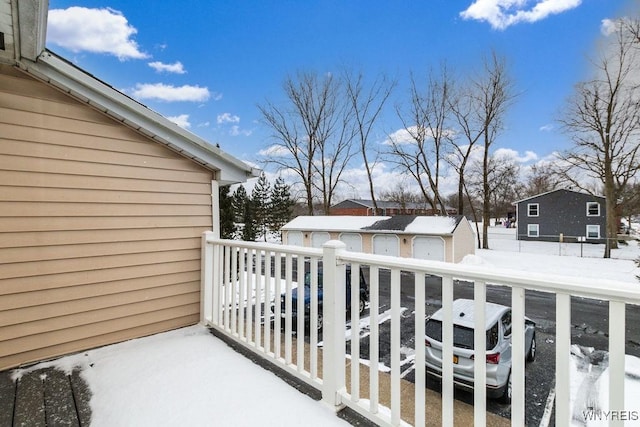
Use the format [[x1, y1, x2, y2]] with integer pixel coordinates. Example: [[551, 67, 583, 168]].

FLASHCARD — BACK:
[[270, 177, 295, 231], [251, 172, 271, 241], [219, 185, 235, 239], [241, 197, 257, 241], [232, 186, 248, 225]]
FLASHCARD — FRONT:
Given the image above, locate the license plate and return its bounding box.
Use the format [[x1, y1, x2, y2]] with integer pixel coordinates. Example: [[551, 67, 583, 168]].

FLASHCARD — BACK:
[[453, 355, 459, 364]]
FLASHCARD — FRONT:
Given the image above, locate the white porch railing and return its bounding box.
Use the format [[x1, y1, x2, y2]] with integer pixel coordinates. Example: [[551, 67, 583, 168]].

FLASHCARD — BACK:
[[200, 232, 640, 427]]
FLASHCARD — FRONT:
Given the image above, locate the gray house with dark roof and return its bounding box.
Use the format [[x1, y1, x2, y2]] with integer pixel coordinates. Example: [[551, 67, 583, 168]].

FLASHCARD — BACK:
[[514, 189, 607, 243]]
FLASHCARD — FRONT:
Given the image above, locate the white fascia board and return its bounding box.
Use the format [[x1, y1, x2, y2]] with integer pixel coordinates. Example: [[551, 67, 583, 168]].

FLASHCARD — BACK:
[[21, 51, 259, 185]]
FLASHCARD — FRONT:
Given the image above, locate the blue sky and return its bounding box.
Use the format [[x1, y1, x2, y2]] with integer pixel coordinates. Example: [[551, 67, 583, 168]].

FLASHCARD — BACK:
[[45, 0, 638, 197]]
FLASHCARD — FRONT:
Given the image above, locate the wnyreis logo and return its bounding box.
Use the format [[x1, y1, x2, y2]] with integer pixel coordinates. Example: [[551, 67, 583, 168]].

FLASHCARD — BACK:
[[582, 410, 640, 422]]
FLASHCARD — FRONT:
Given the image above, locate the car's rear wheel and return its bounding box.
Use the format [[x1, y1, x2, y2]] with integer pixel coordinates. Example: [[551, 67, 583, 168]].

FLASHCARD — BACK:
[[500, 372, 512, 404], [527, 333, 537, 362]]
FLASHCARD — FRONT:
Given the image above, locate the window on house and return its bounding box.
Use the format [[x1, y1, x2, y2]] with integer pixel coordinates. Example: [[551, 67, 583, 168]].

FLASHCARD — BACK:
[[587, 202, 600, 217], [586, 225, 600, 239], [527, 224, 539, 237], [527, 203, 539, 217]]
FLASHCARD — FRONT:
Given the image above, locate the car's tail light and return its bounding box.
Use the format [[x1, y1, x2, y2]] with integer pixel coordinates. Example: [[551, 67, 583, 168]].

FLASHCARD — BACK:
[[486, 353, 501, 364]]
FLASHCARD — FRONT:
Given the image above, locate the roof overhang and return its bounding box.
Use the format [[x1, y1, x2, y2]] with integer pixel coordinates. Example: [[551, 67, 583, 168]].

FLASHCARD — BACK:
[[10, 0, 259, 186]]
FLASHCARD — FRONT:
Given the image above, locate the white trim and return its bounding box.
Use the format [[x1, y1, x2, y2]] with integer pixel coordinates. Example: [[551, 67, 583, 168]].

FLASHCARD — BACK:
[[586, 224, 600, 239], [586, 202, 600, 217], [527, 203, 539, 217], [527, 224, 539, 238]]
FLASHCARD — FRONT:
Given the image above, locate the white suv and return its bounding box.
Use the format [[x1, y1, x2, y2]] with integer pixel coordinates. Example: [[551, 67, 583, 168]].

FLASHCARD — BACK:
[[424, 299, 536, 403]]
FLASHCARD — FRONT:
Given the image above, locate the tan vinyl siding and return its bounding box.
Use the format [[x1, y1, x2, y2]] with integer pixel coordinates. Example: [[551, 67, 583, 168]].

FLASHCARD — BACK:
[[0, 0, 13, 62], [0, 65, 213, 369]]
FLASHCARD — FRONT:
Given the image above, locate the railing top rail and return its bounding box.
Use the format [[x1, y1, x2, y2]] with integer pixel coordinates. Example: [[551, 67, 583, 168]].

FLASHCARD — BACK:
[[204, 234, 322, 257], [336, 247, 640, 305], [205, 235, 640, 305]]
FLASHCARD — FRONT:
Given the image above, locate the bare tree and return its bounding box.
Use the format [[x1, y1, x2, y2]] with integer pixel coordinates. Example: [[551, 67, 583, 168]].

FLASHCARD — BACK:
[[344, 69, 396, 214], [523, 163, 562, 197], [472, 52, 517, 249], [449, 80, 484, 215], [388, 65, 454, 215], [259, 71, 356, 215], [558, 18, 640, 257]]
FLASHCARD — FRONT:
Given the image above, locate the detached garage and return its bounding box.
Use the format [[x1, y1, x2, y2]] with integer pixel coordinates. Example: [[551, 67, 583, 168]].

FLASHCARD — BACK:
[[281, 215, 475, 263]]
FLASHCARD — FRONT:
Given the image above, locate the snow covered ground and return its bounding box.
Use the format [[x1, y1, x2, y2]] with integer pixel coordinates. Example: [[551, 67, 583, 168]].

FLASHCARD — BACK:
[[11, 227, 640, 426]]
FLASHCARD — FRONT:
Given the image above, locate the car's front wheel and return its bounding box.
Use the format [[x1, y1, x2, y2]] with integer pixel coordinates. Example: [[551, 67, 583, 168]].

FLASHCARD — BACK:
[[527, 333, 537, 362]]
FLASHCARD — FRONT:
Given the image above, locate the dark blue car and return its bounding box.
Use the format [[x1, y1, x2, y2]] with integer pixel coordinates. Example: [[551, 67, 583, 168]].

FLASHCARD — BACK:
[[273, 264, 369, 330]]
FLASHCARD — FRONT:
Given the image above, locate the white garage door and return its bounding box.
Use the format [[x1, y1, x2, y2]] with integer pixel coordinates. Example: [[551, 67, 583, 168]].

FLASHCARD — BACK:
[[311, 232, 331, 248], [373, 235, 399, 257], [413, 236, 445, 261], [339, 233, 362, 252], [287, 231, 303, 246]]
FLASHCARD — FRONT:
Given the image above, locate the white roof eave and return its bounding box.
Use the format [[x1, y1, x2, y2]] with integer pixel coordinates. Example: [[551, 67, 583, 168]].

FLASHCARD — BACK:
[[18, 51, 259, 185]]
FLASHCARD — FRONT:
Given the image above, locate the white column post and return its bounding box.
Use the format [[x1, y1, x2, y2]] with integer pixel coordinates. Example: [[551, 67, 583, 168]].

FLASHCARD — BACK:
[[321, 240, 347, 410], [200, 231, 215, 325], [211, 179, 220, 239]]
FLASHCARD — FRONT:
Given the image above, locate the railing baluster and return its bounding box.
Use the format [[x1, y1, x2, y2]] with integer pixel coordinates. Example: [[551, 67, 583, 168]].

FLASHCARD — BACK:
[[414, 272, 426, 427], [246, 248, 254, 343], [297, 255, 305, 372], [556, 293, 571, 426], [254, 249, 262, 349], [224, 245, 230, 332], [511, 286, 525, 426], [238, 247, 246, 339], [274, 252, 282, 359], [264, 250, 272, 356], [231, 247, 238, 335], [370, 265, 379, 414], [474, 280, 487, 426], [441, 276, 454, 427], [609, 300, 626, 427], [391, 267, 401, 425], [285, 254, 293, 365], [351, 262, 361, 403], [310, 258, 319, 379], [201, 233, 213, 325]]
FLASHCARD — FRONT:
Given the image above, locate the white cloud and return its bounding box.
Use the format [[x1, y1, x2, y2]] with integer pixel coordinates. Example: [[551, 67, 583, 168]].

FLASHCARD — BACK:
[[384, 127, 417, 145], [131, 83, 210, 102], [230, 126, 252, 137], [211, 93, 224, 101], [600, 18, 620, 36], [197, 121, 211, 128], [48, 7, 148, 60], [148, 61, 186, 74], [217, 113, 240, 124], [494, 147, 539, 163], [460, 0, 582, 30], [539, 124, 554, 132], [258, 145, 290, 157], [167, 114, 191, 129]]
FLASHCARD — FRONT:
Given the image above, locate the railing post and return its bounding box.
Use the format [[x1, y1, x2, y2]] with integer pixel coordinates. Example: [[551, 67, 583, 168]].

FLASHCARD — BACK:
[[322, 240, 347, 410], [200, 231, 215, 325]]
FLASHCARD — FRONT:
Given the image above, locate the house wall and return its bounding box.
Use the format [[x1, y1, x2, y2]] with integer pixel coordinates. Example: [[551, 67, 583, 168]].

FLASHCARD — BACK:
[[516, 190, 607, 243], [0, 65, 213, 370], [452, 217, 476, 263]]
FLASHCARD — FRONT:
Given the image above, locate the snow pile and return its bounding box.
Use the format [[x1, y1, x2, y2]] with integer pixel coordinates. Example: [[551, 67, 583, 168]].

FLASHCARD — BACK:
[[570, 345, 640, 426]]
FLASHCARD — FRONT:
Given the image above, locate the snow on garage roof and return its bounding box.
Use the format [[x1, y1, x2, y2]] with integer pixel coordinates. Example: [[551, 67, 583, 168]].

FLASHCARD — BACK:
[[281, 215, 389, 231], [282, 215, 462, 235]]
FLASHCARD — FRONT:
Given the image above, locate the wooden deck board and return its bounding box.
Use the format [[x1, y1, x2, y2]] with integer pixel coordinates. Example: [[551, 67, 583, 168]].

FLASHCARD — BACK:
[[0, 367, 90, 427]]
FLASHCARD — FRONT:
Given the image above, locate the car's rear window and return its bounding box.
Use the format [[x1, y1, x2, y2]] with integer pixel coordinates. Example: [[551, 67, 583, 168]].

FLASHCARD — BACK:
[[425, 319, 498, 350]]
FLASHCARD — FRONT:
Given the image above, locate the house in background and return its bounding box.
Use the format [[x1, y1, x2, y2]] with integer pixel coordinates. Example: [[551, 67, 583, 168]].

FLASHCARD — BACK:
[[330, 199, 457, 216], [0, 0, 257, 370], [281, 215, 475, 262], [514, 189, 607, 243]]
